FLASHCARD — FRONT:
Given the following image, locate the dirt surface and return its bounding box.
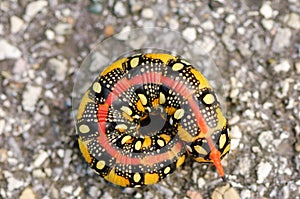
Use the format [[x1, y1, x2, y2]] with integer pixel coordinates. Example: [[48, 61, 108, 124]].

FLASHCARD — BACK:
[[0, 0, 300, 199]]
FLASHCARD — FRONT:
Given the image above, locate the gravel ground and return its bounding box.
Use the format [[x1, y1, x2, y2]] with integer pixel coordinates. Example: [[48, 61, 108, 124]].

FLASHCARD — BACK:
[[1, 0, 300, 199]]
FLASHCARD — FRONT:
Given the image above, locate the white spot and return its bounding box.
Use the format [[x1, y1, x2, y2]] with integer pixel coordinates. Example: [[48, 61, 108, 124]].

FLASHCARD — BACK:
[[121, 135, 132, 145], [138, 94, 147, 105], [172, 63, 184, 71], [130, 57, 139, 68], [121, 106, 132, 116], [159, 92, 166, 104], [115, 124, 128, 130], [164, 166, 171, 174], [133, 173, 141, 182], [135, 140, 142, 151]]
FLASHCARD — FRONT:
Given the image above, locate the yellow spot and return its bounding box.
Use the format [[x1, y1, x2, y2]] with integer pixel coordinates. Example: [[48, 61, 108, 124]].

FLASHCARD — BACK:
[[190, 68, 212, 89], [172, 63, 184, 71], [115, 124, 128, 130], [101, 57, 127, 76], [219, 134, 227, 149], [222, 143, 231, 156], [77, 90, 94, 120], [164, 166, 171, 174], [79, 124, 90, 134], [121, 106, 132, 116], [157, 139, 165, 147], [194, 157, 212, 163], [104, 169, 130, 187], [160, 134, 171, 143], [159, 92, 166, 104], [174, 108, 185, 119], [96, 160, 106, 170], [203, 93, 215, 105], [133, 173, 141, 182], [194, 145, 208, 155], [135, 140, 142, 150], [144, 173, 159, 185], [138, 94, 147, 105], [92, 82, 102, 93], [142, 136, 152, 149], [177, 125, 194, 142], [176, 155, 185, 168], [130, 57, 139, 68], [78, 137, 92, 164], [121, 135, 132, 145], [145, 53, 176, 64]]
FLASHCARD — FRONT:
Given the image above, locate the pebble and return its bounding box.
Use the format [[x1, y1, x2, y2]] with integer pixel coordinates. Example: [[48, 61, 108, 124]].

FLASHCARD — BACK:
[[193, 36, 216, 55], [225, 14, 236, 24], [61, 185, 73, 194], [272, 28, 292, 53], [20, 187, 36, 199], [89, 52, 109, 72], [13, 58, 29, 74], [256, 161, 272, 184], [47, 58, 68, 81], [128, 35, 148, 49], [211, 184, 240, 199], [273, 60, 291, 73], [0, 39, 22, 60], [24, 0, 48, 21], [295, 62, 300, 74], [258, 131, 274, 148], [141, 8, 154, 19], [115, 26, 131, 40], [89, 186, 101, 197], [104, 25, 115, 37], [45, 29, 55, 40], [201, 20, 214, 30], [260, 2, 273, 19], [187, 190, 203, 199], [114, 1, 127, 17], [54, 23, 73, 35], [0, 120, 5, 135], [88, 3, 103, 14], [10, 16, 25, 33], [22, 84, 42, 112], [33, 150, 48, 168], [261, 19, 274, 30], [286, 12, 300, 29], [168, 18, 179, 30], [182, 27, 197, 43], [3, 171, 25, 191], [230, 125, 242, 150]]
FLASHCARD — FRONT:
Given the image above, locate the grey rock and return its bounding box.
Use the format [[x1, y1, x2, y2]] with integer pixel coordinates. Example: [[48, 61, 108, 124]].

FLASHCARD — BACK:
[[33, 150, 49, 168], [258, 131, 274, 148], [273, 60, 291, 73], [10, 16, 25, 33], [286, 12, 300, 29], [24, 0, 48, 21], [182, 27, 197, 43], [141, 8, 154, 19], [54, 23, 73, 35], [256, 161, 272, 184], [260, 2, 273, 19], [272, 28, 292, 53], [47, 58, 68, 81], [114, 1, 127, 17], [0, 39, 22, 60], [22, 84, 42, 112], [193, 36, 216, 55]]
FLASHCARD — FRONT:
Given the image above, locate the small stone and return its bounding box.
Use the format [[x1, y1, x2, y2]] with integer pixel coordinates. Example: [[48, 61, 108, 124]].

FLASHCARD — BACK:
[[101, 192, 112, 199], [45, 29, 55, 40], [3, 171, 24, 191], [272, 28, 292, 53], [261, 19, 274, 30], [47, 58, 68, 81], [187, 190, 203, 199], [169, 18, 179, 30], [141, 8, 154, 19], [33, 169, 46, 178], [54, 23, 73, 35], [115, 26, 131, 40], [0, 149, 7, 162], [134, 192, 142, 198], [128, 35, 148, 49], [201, 20, 214, 30], [0, 39, 22, 60], [286, 13, 300, 29], [258, 131, 274, 148], [61, 185, 73, 194], [20, 187, 36, 199], [22, 85, 42, 112], [88, 3, 103, 14], [225, 14, 236, 24], [260, 2, 273, 19], [193, 36, 216, 55], [295, 142, 300, 152], [89, 52, 109, 72], [104, 25, 115, 37], [273, 60, 291, 73], [33, 150, 48, 168], [256, 161, 272, 184], [89, 186, 101, 197], [238, 156, 251, 176], [230, 125, 242, 150], [57, 149, 64, 158], [13, 58, 29, 74], [224, 187, 240, 199], [24, 0, 48, 21], [10, 16, 24, 33], [295, 62, 300, 74], [0, 120, 5, 135], [73, 187, 82, 196], [114, 1, 127, 17], [182, 27, 197, 43]]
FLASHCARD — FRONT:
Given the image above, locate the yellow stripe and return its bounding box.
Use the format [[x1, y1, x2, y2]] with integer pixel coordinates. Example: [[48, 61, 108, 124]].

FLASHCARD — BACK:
[[78, 137, 92, 164], [101, 57, 127, 76], [144, 173, 159, 185], [77, 90, 94, 120], [104, 169, 130, 187], [145, 53, 176, 64]]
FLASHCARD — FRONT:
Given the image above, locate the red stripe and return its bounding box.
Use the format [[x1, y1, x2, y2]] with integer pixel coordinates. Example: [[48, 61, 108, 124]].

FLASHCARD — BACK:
[[97, 71, 209, 165]]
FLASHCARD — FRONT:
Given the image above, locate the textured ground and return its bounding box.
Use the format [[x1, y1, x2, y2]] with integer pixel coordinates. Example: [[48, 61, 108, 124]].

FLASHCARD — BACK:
[[0, 0, 300, 199]]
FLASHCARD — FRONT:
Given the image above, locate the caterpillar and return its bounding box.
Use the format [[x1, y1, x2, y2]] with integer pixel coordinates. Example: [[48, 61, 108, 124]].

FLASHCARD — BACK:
[[76, 53, 231, 187]]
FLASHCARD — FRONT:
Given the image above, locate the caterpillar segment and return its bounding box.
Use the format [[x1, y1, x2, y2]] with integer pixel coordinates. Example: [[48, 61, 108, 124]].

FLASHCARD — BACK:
[[76, 53, 231, 187]]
